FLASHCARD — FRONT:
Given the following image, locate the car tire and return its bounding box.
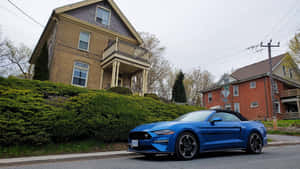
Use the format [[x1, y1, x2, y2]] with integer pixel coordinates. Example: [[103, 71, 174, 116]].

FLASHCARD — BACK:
[[175, 131, 199, 160], [246, 132, 263, 154]]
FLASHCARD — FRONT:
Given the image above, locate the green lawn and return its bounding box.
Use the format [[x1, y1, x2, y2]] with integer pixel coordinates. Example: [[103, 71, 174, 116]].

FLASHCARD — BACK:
[[262, 120, 300, 128], [0, 139, 127, 158]]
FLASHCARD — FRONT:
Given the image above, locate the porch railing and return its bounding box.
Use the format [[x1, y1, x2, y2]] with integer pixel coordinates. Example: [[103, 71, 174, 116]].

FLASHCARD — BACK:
[[283, 112, 300, 119], [280, 89, 300, 98], [102, 40, 149, 63]]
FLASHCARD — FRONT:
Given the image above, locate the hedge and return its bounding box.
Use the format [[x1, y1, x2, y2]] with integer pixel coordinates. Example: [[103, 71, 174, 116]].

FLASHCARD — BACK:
[[0, 77, 203, 146]]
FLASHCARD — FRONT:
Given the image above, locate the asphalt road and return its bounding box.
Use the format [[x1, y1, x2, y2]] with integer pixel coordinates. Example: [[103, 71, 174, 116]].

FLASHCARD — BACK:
[[2, 145, 300, 169]]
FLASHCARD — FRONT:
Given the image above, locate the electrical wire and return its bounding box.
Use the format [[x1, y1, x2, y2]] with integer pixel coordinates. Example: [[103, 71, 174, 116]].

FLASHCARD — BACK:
[[7, 0, 44, 28]]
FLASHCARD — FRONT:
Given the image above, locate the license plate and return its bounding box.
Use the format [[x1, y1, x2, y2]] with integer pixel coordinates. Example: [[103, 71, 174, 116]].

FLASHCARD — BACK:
[[131, 140, 138, 147]]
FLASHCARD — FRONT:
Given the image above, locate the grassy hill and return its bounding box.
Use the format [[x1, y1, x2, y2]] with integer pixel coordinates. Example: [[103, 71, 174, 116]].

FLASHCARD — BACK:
[[0, 77, 202, 147]]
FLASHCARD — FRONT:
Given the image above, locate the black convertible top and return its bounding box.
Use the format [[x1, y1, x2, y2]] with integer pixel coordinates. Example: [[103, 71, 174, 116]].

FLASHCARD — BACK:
[[212, 109, 248, 121]]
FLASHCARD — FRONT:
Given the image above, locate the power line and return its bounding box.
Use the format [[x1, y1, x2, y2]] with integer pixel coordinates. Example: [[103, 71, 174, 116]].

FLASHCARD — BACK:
[[262, 0, 299, 41], [7, 0, 44, 28]]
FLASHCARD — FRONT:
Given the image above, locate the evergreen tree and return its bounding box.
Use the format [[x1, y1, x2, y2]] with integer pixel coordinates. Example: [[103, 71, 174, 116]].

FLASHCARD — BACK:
[[33, 43, 49, 80], [172, 70, 187, 103]]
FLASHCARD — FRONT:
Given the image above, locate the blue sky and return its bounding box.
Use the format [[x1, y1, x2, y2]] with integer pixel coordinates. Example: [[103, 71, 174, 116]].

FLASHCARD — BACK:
[[1, 0, 300, 80]]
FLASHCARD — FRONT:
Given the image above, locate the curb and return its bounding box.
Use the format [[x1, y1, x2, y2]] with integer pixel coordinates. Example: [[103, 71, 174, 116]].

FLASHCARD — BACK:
[[0, 151, 136, 167], [266, 141, 300, 147]]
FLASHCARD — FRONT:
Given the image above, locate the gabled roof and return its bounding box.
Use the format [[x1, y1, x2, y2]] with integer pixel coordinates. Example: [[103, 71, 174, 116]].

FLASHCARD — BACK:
[[30, 0, 144, 64], [231, 53, 287, 80], [54, 0, 143, 44]]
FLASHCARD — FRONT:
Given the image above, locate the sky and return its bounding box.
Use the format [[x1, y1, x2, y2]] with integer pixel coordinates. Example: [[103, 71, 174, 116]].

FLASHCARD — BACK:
[[1, 0, 300, 81]]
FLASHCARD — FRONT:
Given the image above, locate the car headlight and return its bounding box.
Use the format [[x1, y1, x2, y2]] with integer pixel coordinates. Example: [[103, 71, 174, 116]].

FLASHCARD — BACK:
[[153, 129, 174, 135]]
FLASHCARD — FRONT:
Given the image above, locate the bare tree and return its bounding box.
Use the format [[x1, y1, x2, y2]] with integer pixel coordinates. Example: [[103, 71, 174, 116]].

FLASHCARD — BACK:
[[184, 67, 214, 105], [289, 33, 300, 64], [140, 32, 173, 99], [0, 37, 33, 79]]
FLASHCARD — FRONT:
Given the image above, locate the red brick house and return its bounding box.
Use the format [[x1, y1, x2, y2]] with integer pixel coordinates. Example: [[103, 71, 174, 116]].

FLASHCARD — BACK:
[[201, 53, 300, 120]]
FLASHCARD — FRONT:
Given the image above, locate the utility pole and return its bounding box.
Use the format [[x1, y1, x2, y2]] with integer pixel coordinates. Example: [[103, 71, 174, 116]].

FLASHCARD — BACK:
[[260, 40, 280, 130]]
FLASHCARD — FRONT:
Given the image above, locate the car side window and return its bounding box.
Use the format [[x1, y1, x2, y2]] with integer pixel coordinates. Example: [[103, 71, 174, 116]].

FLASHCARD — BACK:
[[211, 112, 241, 122]]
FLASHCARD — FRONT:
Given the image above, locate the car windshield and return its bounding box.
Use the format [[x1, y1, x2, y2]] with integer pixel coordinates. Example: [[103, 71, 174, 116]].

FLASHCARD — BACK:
[[175, 110, 213, 122]]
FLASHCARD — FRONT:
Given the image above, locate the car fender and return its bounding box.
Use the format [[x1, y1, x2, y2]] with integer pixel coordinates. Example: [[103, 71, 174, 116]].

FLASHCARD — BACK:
[[168, 127, 200, 153]]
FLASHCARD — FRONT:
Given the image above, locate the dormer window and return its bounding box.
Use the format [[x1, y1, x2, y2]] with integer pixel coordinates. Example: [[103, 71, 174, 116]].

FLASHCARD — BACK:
[[96, 6, 110, 26]]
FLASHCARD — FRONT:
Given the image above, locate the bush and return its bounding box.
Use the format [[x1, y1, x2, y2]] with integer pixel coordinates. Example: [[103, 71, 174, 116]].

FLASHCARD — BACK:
[[107, 87, 132, 95], [144, 93, 160, 100], [0, 77, 203, 146]]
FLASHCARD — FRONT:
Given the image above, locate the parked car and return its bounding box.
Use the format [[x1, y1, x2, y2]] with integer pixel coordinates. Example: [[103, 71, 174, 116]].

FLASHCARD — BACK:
[[128, 109, 267, 160]]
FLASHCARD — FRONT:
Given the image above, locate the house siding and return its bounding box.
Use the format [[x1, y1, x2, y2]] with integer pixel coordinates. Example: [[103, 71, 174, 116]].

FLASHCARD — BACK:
[[49, 15, 113, 89], [65, 1, 135, 39], [203, 77, 288, 120]]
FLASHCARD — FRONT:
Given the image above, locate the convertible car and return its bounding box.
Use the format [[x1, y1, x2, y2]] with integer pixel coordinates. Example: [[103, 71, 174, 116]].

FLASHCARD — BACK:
[[128, 109, 267, 160]]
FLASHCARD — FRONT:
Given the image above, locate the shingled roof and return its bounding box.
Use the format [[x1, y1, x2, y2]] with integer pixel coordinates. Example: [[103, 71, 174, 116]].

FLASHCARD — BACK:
[[231, 53, 286, 80]]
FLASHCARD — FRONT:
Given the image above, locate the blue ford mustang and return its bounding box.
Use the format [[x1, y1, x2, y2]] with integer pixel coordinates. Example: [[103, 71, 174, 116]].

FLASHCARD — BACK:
[[128, 109, 267, 160]]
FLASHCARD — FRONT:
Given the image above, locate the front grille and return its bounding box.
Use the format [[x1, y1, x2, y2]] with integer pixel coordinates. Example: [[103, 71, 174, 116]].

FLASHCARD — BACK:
[[129, 132, 152, 140], [132, 145, 154, 151]]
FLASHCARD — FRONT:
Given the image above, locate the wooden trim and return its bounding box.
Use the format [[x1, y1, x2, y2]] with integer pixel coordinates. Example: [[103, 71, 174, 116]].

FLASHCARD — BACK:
[[55, 0, 104, 13], [60, 14, 138, 44], [78, 31, 91, 51], [71, 61, 90, 88], [55, 0, 143, 44], [101, 53, 150, 69], [107, 0, 143, 44]]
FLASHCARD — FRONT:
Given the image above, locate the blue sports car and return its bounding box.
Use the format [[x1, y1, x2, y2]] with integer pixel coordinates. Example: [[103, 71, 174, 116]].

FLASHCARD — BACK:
[[128, 109, 267, 160]]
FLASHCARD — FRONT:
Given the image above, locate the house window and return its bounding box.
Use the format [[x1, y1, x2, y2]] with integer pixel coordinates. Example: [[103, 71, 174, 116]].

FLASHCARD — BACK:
[[289, 69, 293, 79], [273, 81, 278, 93], [233, 85, 239, 96], [274, 101, 280, 113], [250, 101, 259, 108], [208, 93, 212, 103], [96, 6, 110, 25], [250, 81, 256, 88], [78, 32, 90, 51], [72, 61, 89, 87], [282, 65, 286, 76], [234, 103, 240, 113]]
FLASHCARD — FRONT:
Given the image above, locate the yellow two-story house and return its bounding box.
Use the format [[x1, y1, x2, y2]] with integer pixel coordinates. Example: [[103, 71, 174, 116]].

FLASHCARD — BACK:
[[30, 0, 150, 94]]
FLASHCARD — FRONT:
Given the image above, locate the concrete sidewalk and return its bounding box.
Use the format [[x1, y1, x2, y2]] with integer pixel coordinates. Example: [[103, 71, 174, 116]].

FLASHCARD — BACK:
[[1, 134, 300, 166], [267, 134, 300, 147], [0, 151, 133, 166]]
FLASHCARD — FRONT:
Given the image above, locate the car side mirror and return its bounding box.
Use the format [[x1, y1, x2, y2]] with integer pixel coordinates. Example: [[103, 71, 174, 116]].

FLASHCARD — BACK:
[[210, 117, 222, 125]]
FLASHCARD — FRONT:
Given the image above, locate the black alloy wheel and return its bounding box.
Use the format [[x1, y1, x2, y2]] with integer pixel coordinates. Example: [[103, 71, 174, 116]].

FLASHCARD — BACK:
[[176, 132, 198, 160], [247, 132, 263, 154]]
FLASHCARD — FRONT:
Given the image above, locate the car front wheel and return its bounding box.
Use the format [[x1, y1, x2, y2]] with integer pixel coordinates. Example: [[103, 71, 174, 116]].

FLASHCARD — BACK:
[[247, 132, 263, 154], [175, 132, 199, 160]]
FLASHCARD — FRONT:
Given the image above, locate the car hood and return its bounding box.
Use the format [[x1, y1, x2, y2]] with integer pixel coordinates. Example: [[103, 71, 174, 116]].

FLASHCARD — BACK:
[[131, 121, 189, 132]]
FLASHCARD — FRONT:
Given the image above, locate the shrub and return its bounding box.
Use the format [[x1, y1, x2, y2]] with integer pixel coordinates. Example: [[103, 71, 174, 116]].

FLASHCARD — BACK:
[[0, 77, 203, 146], [144, 93, 160, 100], [107, 87, 132, 95]]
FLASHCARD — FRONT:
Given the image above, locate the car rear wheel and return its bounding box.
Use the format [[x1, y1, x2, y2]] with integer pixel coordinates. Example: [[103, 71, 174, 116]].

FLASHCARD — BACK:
[[175, 132, 198, 160], [247, 132, 263, 154]]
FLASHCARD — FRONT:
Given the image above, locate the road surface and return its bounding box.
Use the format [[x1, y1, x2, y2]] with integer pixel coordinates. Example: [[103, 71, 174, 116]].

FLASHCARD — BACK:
[[2, 145, 300, 169]]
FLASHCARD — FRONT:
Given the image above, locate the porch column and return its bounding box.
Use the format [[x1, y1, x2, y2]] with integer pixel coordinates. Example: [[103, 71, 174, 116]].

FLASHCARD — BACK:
[[115, 61, 120, 87], [111, 61, 117, 88], [130, 74, 134, 89], [142, 69, 149, 95], [297, 96, 300, 113], [99, 68, 104, 89]]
